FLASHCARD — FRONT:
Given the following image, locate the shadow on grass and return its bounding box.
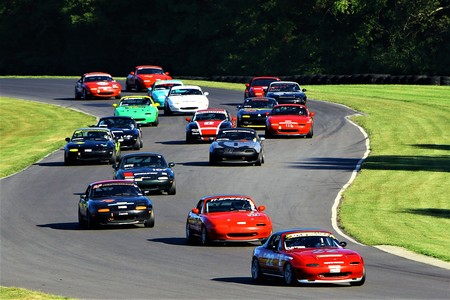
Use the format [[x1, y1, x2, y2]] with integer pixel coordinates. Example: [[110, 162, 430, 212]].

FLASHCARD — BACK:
[[410, 144, 450, 151], [290, 155, 449, 172], [401, 208, 450, 219]]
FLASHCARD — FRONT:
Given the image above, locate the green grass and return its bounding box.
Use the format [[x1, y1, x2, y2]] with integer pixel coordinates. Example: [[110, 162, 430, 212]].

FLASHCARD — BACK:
[[1, 81, 449, 297], [0, 286, 75, 299], [0, 97, 96, 177]]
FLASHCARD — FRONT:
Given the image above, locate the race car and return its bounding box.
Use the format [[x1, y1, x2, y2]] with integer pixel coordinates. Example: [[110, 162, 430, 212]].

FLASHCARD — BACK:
[[147, 79, 184, 107], [236, 97, 278, 128], [265, 104, 315, 138], [244, 76, 281, 98], [185, 109, 236, 143], [164, 85, 209, 115], [125, 65, 172, 92], [251, 228, 366, 286], [78, 180, 154, 229], [74, 72, 122, 100], [209, 128, 265, 166], [94, 116, 143, 150], [265, 81, 307, 105], [64, 127, 121, 165], [113, 96, 159, 126], [113, 152, 176, 195], [186, 194, 272, 245]]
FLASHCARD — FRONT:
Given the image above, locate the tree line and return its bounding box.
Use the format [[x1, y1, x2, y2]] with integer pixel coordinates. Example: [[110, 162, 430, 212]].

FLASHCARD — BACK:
[[0, 0, 449, 77]]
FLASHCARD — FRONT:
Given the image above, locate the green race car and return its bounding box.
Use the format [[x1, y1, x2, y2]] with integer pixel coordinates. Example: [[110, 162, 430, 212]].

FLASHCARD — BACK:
[[113, 96, 159, 126]]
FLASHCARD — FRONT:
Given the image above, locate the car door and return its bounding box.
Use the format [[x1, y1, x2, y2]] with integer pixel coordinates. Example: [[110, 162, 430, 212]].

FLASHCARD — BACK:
[[79, 186, 91, 219], [258, 234, 282, 275], [188, 199, 204, 235]]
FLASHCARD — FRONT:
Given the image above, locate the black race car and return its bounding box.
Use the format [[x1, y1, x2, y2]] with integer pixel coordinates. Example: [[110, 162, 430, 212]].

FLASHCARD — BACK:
[[209, 128, 265, 166], [64, 127, 121, 165], [236, 97, 278, 128], [113, 152, 176, 195], [265, 81, 307, 105], [94, 116, 143, 150], [78, 180, 154, 229]]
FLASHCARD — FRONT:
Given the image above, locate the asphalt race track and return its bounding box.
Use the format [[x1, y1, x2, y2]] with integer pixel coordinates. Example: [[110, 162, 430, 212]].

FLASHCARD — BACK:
[[1, 79, 449, 299]]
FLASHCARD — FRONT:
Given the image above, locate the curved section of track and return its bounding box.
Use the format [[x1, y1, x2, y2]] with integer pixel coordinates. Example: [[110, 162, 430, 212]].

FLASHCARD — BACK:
[[1, 79, 449, 299]]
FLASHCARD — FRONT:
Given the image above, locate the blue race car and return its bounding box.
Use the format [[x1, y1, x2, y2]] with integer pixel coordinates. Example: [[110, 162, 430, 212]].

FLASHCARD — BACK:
[[147, 79, 184, 107]]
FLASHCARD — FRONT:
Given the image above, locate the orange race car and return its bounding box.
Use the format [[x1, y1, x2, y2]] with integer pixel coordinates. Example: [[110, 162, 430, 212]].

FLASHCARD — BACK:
[[125, 65, 172, 92], [74, 72, 122, 100], [265, 104, 315, 138]]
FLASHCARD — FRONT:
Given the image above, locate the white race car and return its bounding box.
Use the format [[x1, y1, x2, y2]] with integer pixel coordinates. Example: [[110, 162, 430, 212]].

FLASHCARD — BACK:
[[164, 85, 209, 115]]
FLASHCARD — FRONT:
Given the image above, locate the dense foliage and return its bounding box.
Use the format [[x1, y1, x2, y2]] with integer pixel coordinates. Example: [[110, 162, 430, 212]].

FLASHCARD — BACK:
[[1, 0, 449, 76]]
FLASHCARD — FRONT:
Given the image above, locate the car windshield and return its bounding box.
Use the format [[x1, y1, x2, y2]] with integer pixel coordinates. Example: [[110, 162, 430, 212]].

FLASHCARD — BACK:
[[242, 100, 276, 109], [169, 88, 202, 96], [154, 83, 182, 90], [120, 98, 151, 106], [72, 130, 110, 141], [271, 106, 306, 116], [269, 83, 300, 92], [85, 76, 112, 82], [136, 68, 164, 75], [205, 198, 255, 213], [98, 118, 135, 129], [252, 78, 278, 86], [193, 113, 227, 121], [216, 130, 256, 141], [284, 233, 340, 250], [121, 155, 167, 169], [91, 184, 142, 199]]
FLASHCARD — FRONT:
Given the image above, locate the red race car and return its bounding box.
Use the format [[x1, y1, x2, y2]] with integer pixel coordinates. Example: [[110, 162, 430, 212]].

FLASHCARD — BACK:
[[125, 65, 172, 92], [185, 108, 236, 143], [74, 72, 122, 100], [265, 104, 315, 138], [186, 195, 273, 245], [244, 76, 281, 98], [251, 228, 366, 286]]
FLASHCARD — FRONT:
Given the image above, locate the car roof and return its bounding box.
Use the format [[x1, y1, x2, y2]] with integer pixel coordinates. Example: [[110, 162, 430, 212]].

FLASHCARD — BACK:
[[90, 179, 137, 186], [83, 72, 112, 77], [99, 116, 134, 120], [135, 65, 163, 69], [200, 194, 253, 201], [171, 85, 201, 90], [154, 80, 183, 84], [244, 97, 276, 101], [75, 127, 110, 132], [273, 228, 332, 236], [251, 76, 281, 80], [120, 95, 152, 100], [218, 127, 256, 133], [273, 104, 307, 108], [195, 109, 227, 114], [121, 152, 165, 158], [269, 81, 298, 85]]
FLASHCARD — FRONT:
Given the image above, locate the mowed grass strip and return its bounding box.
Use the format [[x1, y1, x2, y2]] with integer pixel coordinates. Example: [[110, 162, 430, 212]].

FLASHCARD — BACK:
[[0, 286, 74, 299], [0, 97, 95, 177]]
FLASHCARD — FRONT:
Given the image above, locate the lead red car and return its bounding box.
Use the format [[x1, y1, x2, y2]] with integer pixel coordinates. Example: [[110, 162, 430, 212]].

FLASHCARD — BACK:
[[74, 72, 122, 100], [244, 76, 281, 98], [186, 195, 272, 245], [125, 65, 172, 92], [251, 228, 366, 286], [265, 104, 315, 138]]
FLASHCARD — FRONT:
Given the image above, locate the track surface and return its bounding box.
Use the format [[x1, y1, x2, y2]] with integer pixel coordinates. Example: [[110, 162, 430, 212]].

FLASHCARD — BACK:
[[1, 79, 449, 299]]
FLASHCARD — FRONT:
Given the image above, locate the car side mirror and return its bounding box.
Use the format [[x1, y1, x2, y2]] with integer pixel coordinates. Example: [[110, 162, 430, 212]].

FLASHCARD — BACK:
[[80, 195, 86, 201], [257, 205, 266, 212], [310, 112, 315, 117], [340, 241, 347, 248], [191, 208, 199, 214], [237, 105, 242, 109], [113, 103, 118, 107], [165, 72, 170, 75], [302, 88, 307, 92], [112, 164, 118, 169], [130, 72, 134, 75], [168, 162, 175, 168], [186, 117, 191, 122], [204, 92, 209, 96], [148, 87, 153, 92], [260, 137, 265, 141], [65, 137, 70, 142]]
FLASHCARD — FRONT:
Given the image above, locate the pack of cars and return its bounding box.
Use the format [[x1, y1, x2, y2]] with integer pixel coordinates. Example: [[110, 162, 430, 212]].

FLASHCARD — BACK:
[[67, 70, 365, 287]]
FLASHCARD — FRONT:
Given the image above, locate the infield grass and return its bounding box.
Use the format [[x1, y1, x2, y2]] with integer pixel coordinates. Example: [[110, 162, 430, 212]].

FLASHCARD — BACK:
[[0, 82, 449, 264]]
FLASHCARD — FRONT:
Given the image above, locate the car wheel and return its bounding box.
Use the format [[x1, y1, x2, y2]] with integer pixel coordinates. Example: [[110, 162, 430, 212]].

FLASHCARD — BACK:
[[251, 257, 264, 282], [186, 221, 194, 243], [283, 263, 296, 286], [255, 153, 262, 166], [125, 82, 131, 92], [135, 81, 142, 92], [86, 212, 98, 229], [164, 103, 173, 116], [350, 268, 366, 286], [64, 153, 75, 166], [209, 155, 217, 166], [264, 129, 272, 139], [82, 89, 89, 100], [109, 151, 117, 164], [185, 133, 192, 144], [139, 137, 144, 148], [133, 137, 141, 150], [152, 118, 159, 126], [78, 210, 87, 229], [167, 181, 176, 195], [306, 126, 313, 138], [115, 93, 121, 100], [75, 89, 81, 100], [144, 211, 155, 228], [201, 226, 210, 245]]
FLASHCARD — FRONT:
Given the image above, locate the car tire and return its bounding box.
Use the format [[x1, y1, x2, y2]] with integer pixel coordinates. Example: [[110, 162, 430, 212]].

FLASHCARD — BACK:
[[185, 133, 193, 144], [115, 93, 121, 100], [139, 137, 144, 148], [209, 155, 217, 166], [82, 89, 89, 100], [86, 212, 98, 229], [75, 89, 81, 100], [64, 153, 75, 166], [152, 118, 159, 127], [201, 226, 210, 245], [78, 210, 87, 229], [283, 263, 296, 286], [125, 82, 131, 92], [144, 211, 155, 228], [264, 129, 272, 139], [350, 268, 366, 286], [133, 137, 141, 150], [164, 103, 173, 116], [167, 181, 176, 195], [109, 152, 117, 164], [306, 126, 313, 138], [135, 81, 142, 92], [251, 257, 264, 282], [186, 221, 194, 243], [255, 153, 262, 166]]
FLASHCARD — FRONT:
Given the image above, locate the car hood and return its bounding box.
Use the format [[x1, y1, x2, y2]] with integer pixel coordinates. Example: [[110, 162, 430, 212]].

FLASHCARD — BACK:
[[138, 74, 171, 81], [91, 196, 150, 207], [266, 91, 305, 98], [67, 140, 112, 147], [167, 95, 208, 103], [194, 119, 226, 129], [288, 248, 362, 261], [120, 167, 170, 174], [268, 115, 311, 122], [213, 140, 259, 148], [205, 211, 269, 224], [239, 108, 272, 115], [108, 128, 136, 135], [84, 81, 118, 89]]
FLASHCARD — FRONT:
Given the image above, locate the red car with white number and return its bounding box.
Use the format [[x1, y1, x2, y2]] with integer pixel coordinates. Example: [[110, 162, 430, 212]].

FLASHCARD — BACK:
[[244, 76, 281, 98], [125, 65, 172, 92], [186, 195, 272, 245], [185, 109, 236, 143], [251, 228, 366, 286], [265, 104, 315, 138], [74, 72, 122, 100]]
